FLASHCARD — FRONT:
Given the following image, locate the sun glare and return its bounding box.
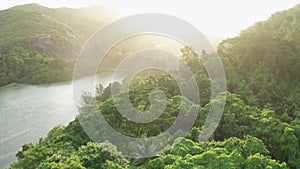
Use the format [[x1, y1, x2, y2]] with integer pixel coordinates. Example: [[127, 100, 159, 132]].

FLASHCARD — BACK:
[[1, 0, 299, 38]]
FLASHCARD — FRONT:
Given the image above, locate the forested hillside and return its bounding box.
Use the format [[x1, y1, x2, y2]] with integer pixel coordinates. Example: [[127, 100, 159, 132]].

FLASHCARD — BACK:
[[0, 4, 222, 87], [218, 4, 300, 111], [0, 4, 116, 86], [9, 3, 300, 169]]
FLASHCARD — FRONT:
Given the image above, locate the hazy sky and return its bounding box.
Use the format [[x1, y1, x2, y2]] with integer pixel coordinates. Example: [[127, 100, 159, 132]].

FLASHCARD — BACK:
[[1, 0, 299, 37]]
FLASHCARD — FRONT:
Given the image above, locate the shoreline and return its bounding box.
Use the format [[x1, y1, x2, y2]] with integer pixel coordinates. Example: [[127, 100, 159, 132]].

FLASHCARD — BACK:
[[0, 71, 126, 89], [0, 83, 20, 89]]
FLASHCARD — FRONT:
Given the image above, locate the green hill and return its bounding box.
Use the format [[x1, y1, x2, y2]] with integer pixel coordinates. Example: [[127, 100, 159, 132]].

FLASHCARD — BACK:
[[0, 4, 117, 86], [218, 4, 300, 110], [12, 3, 117, 40]]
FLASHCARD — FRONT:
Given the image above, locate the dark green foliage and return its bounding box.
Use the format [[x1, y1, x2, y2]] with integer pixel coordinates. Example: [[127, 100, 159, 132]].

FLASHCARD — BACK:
[[10, 119, 91, 169], [10, 87, 298, 168], [85, 91, 188, 138], [198, 93, 300, 168], [180, 46, 211, 105]]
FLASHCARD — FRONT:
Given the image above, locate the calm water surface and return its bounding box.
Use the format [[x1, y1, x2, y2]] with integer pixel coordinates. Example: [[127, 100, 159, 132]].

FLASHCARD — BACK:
[[0, 73, 123, 168]]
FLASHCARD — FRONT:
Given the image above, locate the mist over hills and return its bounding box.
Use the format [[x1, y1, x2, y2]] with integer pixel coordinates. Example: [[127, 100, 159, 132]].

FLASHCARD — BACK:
[[0, 3, 225, 87]]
